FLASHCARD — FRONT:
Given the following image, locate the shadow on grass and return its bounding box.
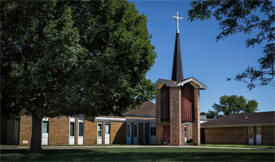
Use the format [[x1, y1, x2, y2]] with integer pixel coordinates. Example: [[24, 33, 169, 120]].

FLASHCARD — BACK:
[[0, 148, 274, 162]]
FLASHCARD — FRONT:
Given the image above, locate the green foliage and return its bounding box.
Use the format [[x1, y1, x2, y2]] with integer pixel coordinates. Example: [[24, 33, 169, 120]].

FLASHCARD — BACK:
[[206, 95, 258, 118], [188, 0, 274, 89], [1, 0, 156, 118]]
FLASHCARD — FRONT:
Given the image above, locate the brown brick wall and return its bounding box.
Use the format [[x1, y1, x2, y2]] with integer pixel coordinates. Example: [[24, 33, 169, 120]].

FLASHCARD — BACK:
[[261, 126, 275, 145], [49, 116, 69, 145], [83, 118, 97, 144], [170, 87, 182, 146], [204, 127, 248, 144], [19, 115, 32, 145], [111, 122, 126, 144], [192, 88, 200, 145]]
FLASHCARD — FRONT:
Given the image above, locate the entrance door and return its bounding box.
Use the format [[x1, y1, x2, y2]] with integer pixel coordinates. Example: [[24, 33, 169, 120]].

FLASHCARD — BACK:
[[133, 123, 138, 144], [97, 123, 102, 144], [78, 119, 84, 145], [105, 123, 110, 144], [149, 126, 156, 144], [248, 126, 254, 145], [42, 118, 49, 145], [126, 123, 132, 144], [69, 117, 75, 145], [163, 125, 170, 145]]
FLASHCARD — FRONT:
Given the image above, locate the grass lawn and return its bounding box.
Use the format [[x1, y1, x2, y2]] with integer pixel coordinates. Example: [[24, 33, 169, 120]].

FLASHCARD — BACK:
[[201, 144, 275, 149], [1, 147, 275, 162]]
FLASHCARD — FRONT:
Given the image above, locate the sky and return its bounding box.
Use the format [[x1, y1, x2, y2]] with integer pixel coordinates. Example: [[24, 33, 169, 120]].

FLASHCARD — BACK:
[[132, 1, 274, 113]]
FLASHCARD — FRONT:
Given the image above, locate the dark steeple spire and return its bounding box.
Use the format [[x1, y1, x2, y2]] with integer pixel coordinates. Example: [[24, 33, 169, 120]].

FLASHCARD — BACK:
[[171, 32, 183, 81]]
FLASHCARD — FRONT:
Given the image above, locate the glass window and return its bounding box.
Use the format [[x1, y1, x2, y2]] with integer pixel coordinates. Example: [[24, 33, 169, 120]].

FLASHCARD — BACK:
[[127, 125, 131, 137], [70, 122, 75, 136], [150, 127, 156, 136], [134, 125, 137, 137], [79, 122, 84, 136], [97, 123, 102, 137], [42, 121, 49, 133], [105, 124, 110, 134]]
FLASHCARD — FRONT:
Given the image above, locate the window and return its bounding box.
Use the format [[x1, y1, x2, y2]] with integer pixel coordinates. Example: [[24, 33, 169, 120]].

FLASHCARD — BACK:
[[97, 123, 102, 137], [134, 125, 137, 137], [150, 127, 156, 136], [42, 121, 49, 133], [79, 122, 84, 136], [127, 125, 131, 137], [184, 127, 187, 137], [105, 124, 110, 134], [70, 122, 75, 136]]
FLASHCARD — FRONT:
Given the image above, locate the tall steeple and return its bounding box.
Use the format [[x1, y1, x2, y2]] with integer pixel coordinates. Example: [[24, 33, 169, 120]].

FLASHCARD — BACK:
[[171, 12, 183, 82]]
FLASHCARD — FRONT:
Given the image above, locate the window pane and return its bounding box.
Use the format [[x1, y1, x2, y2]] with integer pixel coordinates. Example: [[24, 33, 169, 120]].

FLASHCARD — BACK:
[[127, 125, 130, 137], [150, 127, 156, 136], [105, 124, 110, 134], [42, 121, 49, 133], [70, 122, 75, 136], [79, 123, 84, 136], [134, 125, 137, 137], [98, 124, 102, 137]]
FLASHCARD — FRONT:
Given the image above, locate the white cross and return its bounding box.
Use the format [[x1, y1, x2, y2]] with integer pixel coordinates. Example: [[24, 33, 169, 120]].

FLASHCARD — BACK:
[[173, 11, 183, 33]]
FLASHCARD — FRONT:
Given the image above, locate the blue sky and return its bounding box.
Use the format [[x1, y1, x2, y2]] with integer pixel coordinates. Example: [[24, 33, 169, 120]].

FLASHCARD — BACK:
[[132, 1, 274, 113]]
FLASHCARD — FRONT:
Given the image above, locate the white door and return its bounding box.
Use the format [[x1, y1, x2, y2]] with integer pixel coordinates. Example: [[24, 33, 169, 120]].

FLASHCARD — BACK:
[[149, 126, 156, 144], [105, 123, 110, 144], [126, 123, 132, 144], [69, 117, 75, 145], [97, 123, 102, 144], [78, 119, 84, 145], [248, 126, 254, 145], [133, 123, 138, 144], [42, 118, 49, 145]]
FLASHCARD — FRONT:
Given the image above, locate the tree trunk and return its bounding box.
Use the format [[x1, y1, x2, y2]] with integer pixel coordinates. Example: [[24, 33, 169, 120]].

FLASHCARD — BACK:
[[30, 114, 42, 153]]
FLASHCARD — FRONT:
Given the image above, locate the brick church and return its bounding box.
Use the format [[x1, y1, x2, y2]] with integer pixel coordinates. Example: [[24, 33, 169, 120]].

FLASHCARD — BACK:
[[1, 12, 206, 146]]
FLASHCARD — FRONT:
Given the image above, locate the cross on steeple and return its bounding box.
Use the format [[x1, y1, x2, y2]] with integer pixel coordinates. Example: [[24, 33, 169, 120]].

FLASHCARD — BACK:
[[173, 11, 183, 33]]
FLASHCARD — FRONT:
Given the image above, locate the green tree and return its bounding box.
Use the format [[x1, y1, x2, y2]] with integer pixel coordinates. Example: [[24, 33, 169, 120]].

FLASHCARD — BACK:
[[1, 0, 156, 152], [209, 95, 258, 118], [188, 0, 274, 89]]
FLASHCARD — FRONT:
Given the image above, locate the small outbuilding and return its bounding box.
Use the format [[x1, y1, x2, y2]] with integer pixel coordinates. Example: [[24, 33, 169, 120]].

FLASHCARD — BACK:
[[201, 111, 275, 145]]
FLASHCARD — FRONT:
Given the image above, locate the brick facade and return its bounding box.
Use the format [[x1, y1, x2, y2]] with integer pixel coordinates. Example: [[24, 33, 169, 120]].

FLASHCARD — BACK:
[[49, 116, 69, 145], [261, 126, 275, 145], [19, 115, 32, 145], [203, 127, 248, 144]]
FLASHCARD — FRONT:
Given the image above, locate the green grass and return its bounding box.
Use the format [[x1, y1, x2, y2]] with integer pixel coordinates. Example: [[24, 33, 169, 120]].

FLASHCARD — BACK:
[[1, 147, 274, 161], [201, 144, 275, 149]]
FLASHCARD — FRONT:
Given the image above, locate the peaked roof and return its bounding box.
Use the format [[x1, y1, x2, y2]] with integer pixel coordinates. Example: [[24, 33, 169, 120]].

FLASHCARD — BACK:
[[155, 77, 207, 90], [171, 33, 183, 82], [201, 111, 275, 128], [125, 101, 156, 118]]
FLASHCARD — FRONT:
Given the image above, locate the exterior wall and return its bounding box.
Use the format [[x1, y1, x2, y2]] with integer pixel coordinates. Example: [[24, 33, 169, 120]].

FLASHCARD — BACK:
[[156, 88, 164, 144], [204, 127, 248, 144], [48, 116, 69, 145], [84, 117, 97, 144], [110, 122, 126, 144], [192, 88, 200, 145], [19, 115, 32, 145], [169, 87, 182, 146], [262, 126, 275, 145]]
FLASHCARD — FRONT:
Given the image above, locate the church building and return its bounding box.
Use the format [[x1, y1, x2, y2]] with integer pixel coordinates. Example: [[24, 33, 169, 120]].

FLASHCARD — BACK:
[[1, 12, 206, 146]]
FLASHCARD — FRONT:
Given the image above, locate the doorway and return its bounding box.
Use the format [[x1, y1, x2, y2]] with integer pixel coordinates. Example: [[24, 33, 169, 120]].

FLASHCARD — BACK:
[[105, 123, 110, 144], [42, 118, 49, 145]]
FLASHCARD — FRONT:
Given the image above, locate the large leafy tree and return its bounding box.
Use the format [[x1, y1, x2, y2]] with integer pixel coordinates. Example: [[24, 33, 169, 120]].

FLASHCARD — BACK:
[[188, 0, 274, 89], [1, 0, 156, 152], [205, 95, 258, 119]]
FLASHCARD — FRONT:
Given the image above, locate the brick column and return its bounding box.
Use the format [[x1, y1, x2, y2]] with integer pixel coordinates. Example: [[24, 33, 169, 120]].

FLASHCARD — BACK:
[[192, 88, 200, 145], [169, 87, 182, 146], [75, 117, 79, 145], [102, 122, 105, 144]]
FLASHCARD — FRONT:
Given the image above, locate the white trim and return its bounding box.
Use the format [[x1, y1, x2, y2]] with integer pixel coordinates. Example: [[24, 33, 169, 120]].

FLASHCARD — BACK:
[[42, 117, 49, 121], [177, 78, 207, 89], [95, 117, 126, 122]]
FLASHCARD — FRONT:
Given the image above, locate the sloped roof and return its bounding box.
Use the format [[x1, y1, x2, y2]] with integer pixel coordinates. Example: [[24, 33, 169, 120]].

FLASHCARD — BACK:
[[155, 77, 207, 90], [125, 101, 156, 118], [201, 111, 275, 128]]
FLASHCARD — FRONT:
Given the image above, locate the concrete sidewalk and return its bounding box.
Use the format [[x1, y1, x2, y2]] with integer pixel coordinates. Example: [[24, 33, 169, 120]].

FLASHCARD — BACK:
[[1, 145, 265, 150]]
